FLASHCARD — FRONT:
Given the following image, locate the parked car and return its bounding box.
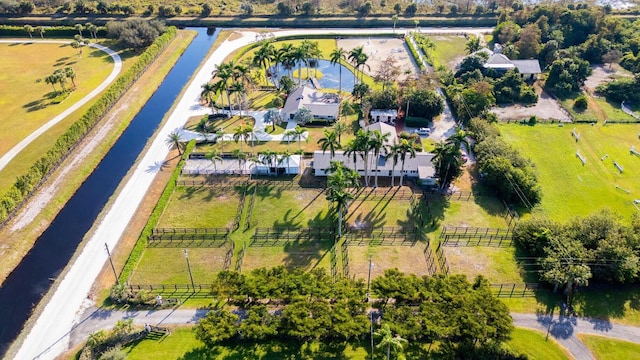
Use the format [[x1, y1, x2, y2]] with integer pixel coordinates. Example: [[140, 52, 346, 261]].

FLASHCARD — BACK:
[[415, 127, 431, 136]]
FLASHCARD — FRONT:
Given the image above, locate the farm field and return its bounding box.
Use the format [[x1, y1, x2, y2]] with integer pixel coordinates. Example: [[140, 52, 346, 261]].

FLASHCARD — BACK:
[[499, 123, 640, 221]]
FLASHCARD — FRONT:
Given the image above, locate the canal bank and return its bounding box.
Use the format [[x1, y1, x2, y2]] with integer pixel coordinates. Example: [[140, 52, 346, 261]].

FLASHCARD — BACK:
[[1, 28, 219, 360]]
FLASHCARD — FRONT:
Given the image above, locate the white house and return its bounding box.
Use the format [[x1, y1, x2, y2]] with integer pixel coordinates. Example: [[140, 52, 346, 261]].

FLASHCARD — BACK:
[[282, 86, 340, 121], [313, 122, 436, 186], [481, 45, 542, 80], [370, 109, 398, 125]]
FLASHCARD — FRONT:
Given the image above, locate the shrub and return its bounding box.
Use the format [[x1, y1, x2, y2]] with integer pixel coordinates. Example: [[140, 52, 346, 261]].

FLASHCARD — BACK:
[[574, 95, 588, 110]]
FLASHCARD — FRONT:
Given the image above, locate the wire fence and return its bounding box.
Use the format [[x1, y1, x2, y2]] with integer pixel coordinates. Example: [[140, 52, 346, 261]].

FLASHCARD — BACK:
[[147, 228, 230, 247], [244, 184, 258, 230], [440, 226, 513, 247], [251, 227, 336, 246], [490, 283, 540, 298], [344, 226, 419, 246]]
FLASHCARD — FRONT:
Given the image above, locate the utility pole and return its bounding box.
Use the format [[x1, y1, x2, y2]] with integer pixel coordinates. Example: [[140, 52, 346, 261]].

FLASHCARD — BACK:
[[105, 243, 119, 285], [366, 253, 373, 302], [370, 311, 375, 359], [183, 249, 195, 291]]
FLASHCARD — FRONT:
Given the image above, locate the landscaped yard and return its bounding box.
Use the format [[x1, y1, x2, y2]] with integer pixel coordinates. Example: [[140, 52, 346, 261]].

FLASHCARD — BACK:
[[500, 122, 640, 221], [505, 328, 570, 360], [426, 35, 468, 68], [578, 334, 640, 360]]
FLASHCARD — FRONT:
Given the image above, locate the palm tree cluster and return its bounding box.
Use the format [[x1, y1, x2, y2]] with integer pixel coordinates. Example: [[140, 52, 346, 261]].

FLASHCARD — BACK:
[[325, 161, 361, 237], [203, 59, 255, 117], [347, 46, 370, 85], [44, 67, 76, 94], [432, 128, 468, 190]]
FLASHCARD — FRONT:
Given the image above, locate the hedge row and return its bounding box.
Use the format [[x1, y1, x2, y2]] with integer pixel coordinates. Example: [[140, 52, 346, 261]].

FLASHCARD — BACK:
[[118, 140, 195, 283], [0, 24, 107, 37], [0, 26, 177, 224], [404, 34, 426, 72]]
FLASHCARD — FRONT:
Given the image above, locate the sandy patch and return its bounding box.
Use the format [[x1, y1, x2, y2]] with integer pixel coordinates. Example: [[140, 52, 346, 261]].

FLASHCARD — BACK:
[[337, 37, 419, 81], [491, 84, 571, 122], [584, 65, 632, 93]]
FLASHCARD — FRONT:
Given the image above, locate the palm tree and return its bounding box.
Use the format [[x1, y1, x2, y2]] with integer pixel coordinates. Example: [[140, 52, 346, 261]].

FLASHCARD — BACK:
[[24, 25, 33, 39], [284, 129, 297, 151], [71, 40, 82, 57], [215, 128, 225, 153], [278, 43, 295, 78], [326, 161, 361, 237], [166, 132, 184, 156], [64, 67, 76, 88], [233, 63, 253, 91], [355, 53, 370, 84], [392, 14, 398, 33], [330, 47, 347, 99], [279, 149, 293, 175], [389, 142, 401, 187], [317, 129, 341, 160], [260, 149, 278, 175], [433, 141, 463, 190], [229, 81, 245, 117], [233, 124, 252, 153], [348, 46, 364, 84], [353, 129, 373, 187], [86, 23, 98, 40], [214, 62, 234, 115], [231, 149, 247, 174], [45, 75, 58, 93], [333, 121, 348, 144], [293, 125, 306, 151], [253, 40, 275, 84], [206, 149, 223, 173], [36, 26, 45, 39], [305, 41, 321, 78], [53, 69, 67, 92], [200, 82, 217, 110], [370, 130, 390, 188], [75, 24, 84, 38], [446, 127, 470, 151], [264, 108, 283, 132], [375, 324, 408, 360], [397, 139, 416, 187], [465, 36, 481, 54], [292, 43, 309, 84]]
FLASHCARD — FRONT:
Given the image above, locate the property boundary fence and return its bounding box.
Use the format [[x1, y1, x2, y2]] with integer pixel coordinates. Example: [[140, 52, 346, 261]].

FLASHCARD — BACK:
[[422, 239, 439, 276], [341, 241, 349, 277], [434, 242, 449, 275], [235, 241, 246, 272], [251, 227, 336, 245], [127, 283, 212, 298], [344, 226, 418, 246], [244, 184, 258, 230], [232, 184, 248, 231], [490, 283, 540, 298], [423, 189, 476, 201], [440, 226, 513, 247], [223, 241, 235, 271], [176, 178, 248, 190], [503, 200, 520, 229], [354, 187, 414, 201], [147, 228, 230, 247]]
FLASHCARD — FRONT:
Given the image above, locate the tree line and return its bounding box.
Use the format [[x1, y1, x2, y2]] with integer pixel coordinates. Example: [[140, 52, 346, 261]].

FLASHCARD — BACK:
[[514, 210, 640, 298], [193, 266, 516, 359]]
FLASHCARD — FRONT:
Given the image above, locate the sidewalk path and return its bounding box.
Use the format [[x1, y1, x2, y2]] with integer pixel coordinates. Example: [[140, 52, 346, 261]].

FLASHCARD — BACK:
[[0, 40, 122, 172], [67, 308, 640, 360], [13, 27, 493, 360]]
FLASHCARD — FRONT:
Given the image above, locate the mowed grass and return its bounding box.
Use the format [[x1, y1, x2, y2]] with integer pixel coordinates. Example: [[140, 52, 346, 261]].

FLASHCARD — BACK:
[[349, 244, 431, 280], [578, 334, 640, 360], [250, 186, 332, 228], [505, 328, 571, 360], [427, 35, 468, 68], [346, 188, 416, 228], [157, 186, 242, 229], [241, 239, 333, 273], [444, 246, 524, 284], [593, 97, 636, 122], [0, 42, 116, 191], [130, 246, 231, 285], [500, 123, 640, 221]]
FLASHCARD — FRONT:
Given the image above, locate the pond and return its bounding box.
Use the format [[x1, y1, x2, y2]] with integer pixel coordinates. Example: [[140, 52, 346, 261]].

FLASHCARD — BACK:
[[271, 59, 356, 92]]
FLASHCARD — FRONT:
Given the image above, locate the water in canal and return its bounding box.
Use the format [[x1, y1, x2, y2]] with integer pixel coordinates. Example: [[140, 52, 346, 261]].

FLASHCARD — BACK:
[[0, 27, 218, 357]]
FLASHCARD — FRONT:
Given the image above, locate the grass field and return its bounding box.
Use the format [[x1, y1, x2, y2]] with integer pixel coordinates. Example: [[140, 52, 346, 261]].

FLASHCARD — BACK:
[[249, 186, 332, 228], [120, 325, 570, 360], [0, 41, 120, 191], [157, 186, 243, 229], [349, 243, 431, 280], [499, 122, 640, 221], [578, 334, 640, 360], [426, 35, 467, 68]]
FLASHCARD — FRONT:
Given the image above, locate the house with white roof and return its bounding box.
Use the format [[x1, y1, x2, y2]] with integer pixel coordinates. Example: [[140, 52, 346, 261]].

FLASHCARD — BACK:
[[370, 109, 398, 125], [481, 45, 542, 80], [282, 86, 340, 122], [312, 122, 436, 186]]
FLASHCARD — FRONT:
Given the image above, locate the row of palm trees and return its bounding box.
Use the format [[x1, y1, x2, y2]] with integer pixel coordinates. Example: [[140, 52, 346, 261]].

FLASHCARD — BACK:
[[204, 148, 298, 176], [318, 125, 417, 188], [201, 60, 253, 117], [44, 67, 76, 94]]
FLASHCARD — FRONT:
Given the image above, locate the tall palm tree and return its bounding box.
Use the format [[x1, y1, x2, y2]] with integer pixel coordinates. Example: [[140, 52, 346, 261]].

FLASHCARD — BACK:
[[326, 161, 361, 237], [264, 108, 283, 132], [305, 41, 321, 78], [348, 46, 364, 84], [389, 142, 401, 187], [253, 40, 275, 85], [433, 141, 463, 190], [214, 62, 234, 115], [86, 23, 98, 40], [215, 128, 225, 153], [278, 43, 295, 78], [75, 23, 84, 38], [45, 75, 57, 92], [292, 43, 309, 84], [330, 47, 347, 99], [64, 67, 76, 87], [233, 125, 252, 153], [260, 149, 278, 175], [354, 129, 373, 187], [284, 129, 297, 151], [206, 149, 223, 173], [398, 139, 416, 187], [200, 82, 217, 110], [370, 130, 390, 188], [392, 14, 399, 33], [229, 81, 245, 117], [293, 125, 306, 151], [231, 149, 247, 174], [333, 121, 348, 144], [53, 69, 67, 92], [36, 26, 45, 39], [71, 40, 82, 57], [317, 129, 341, 160], [166, 132, 184, 156], [375, 324, 408, 360], [355, 53, 370, 84], [233, 63, 253, 91], [446, 127, 470, 152], [279, 149, 293, 175]]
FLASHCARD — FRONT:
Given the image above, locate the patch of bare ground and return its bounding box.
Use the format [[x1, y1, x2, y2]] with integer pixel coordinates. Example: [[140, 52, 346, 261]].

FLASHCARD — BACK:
[[584, 64, 632, 93], [337, 38, 419, 81], [491, 83, 571, 122], [0, 30, 195, 287], [348, 244, 430, 280]]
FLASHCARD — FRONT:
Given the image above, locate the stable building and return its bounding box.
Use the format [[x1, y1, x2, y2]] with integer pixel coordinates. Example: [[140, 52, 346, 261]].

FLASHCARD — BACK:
[[281, 86, 340, 122]]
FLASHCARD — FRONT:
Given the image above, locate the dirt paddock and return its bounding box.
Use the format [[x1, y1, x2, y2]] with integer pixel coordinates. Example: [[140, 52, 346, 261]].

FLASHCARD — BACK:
[[337, 37, 419, 81]]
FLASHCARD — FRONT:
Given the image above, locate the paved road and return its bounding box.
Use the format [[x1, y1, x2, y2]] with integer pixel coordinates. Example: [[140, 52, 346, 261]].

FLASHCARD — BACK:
[[66, 307, 640, 360], [11, 27, 494, 360], [0, 40, 122, 172]]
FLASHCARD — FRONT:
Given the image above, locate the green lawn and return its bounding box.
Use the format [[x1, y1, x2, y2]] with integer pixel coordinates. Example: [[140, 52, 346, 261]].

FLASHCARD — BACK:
[[506, 328, 570, 360], [559, 94, 600, 122], [578, 334, 640, 360], [426, 35, 468, 68], [250, 186, 332, 228], [594, 97, 636, 122], [499, 123, 640, 221], [157, 186, 242, 229]]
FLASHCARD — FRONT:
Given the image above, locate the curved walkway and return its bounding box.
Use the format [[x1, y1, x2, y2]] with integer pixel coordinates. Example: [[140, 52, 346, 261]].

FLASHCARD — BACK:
[[0, 40, 122, 172], [12, 27, 492, 360], [66, 308, 640, 359]]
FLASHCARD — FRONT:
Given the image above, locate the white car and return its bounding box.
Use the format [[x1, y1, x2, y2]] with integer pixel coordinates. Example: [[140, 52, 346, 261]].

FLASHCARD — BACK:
[[415, 128, 431, 136]]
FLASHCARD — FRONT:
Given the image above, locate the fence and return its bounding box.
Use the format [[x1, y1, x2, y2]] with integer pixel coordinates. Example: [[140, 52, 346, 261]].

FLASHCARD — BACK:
[[147, 227, 230, 247], [434, 241, 449, 275], [353, 187, 414, 201], [490, 283, 540, 298], [440, 226, 513, 247], [422, 243, 438, 276], [235, 241, 246, 272], [127, 283, 212, 297], [223, 241, 235, 271], [232, 185, 248, 231], [251, 227, 336, 245], [423, 189, 477, 201], [503, 200, 520, 229], [330, 244, 338, 281], [244, 184, 258, 230], [344, 226, 418, 246], [176, 177, 248, 190]]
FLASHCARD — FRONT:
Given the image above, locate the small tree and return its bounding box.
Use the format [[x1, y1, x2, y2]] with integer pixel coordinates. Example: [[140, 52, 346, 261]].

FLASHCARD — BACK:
[[195, 309, 239, 347], [166, 132, 184, 156], [293, 107, 313, 125]]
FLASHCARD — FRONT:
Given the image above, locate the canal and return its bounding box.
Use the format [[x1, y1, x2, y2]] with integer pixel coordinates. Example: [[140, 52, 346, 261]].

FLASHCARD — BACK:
[[0, 27, 218, 357]]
